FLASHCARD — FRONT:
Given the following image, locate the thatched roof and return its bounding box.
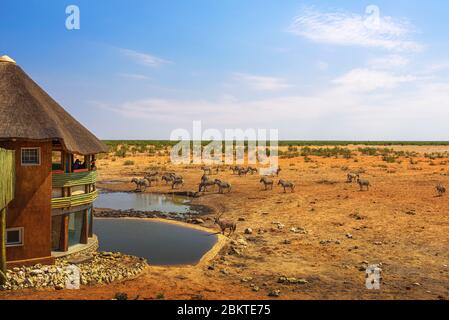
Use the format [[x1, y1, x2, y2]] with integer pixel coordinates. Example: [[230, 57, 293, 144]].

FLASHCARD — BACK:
[[0, 56, 108, 155]]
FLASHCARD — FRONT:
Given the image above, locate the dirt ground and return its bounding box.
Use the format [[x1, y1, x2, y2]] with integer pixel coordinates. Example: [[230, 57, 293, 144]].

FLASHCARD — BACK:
[[1, 145, 449, 300]]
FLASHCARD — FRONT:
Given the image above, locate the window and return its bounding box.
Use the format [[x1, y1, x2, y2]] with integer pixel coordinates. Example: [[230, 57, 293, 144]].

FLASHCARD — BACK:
[[21, 148, 40, 166], [6, 228, 23, 247]]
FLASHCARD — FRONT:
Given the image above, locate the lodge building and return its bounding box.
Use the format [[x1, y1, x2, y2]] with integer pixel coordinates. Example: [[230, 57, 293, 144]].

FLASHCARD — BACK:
[[0, 55, 108, 267]]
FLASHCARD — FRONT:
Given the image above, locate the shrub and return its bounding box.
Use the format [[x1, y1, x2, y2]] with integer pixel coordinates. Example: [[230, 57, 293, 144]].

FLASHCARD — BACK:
[[114, 292, 128, 300], [123, 160, 135, 166]]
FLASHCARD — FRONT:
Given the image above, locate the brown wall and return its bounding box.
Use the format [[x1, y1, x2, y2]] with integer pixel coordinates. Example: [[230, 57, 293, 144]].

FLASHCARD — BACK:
[[0, 140, 53, 264]]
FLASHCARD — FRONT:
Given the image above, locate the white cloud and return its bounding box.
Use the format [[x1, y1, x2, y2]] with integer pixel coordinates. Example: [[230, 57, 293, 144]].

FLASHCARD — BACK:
[[119, 73, 151, 80], [233, 73, 292, 91], [367, 55, 410, 69], [316, 61, 329, 71], [424, 62, 449, 74], [93, 75, 449, 140], [289, 7, 422, 52], [120, 48, 171, 67], [332, 68, 417, 92]]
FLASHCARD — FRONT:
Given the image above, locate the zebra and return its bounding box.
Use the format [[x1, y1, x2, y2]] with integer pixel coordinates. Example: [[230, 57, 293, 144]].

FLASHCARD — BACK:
[[214, 214, 237, 236], [231, 165, 243, 175], [261, 167, 281, 177], [238, 168, 249, 176], [199, 180, 216, 192], [260, 177, 274, 190], [357, 178, 370, 191], [146, 171, 159, 178], [144, 175, 159, 186], [171, 177, 184, 189], [248, 167, 258, 175], [278, 180, 295, 193], [436, 184, 446, 196], [201, 174, 209, 184], [214, 179, 232, 194], [131, 178, 149, 192], [201, 166, 212, 175], [161, 174, 174, 184], [347, 172, 359, 183]]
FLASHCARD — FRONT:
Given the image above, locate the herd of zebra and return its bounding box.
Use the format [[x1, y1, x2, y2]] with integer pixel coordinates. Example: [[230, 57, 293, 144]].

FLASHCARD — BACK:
[[131, 166, 447, 196], [130, 165, 295, 194], [346, 171, 446, 196]]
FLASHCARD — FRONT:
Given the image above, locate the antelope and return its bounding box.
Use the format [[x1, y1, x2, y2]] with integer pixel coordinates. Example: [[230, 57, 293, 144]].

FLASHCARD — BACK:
[[131, 178, 149, 192], [436, 184, 446, 196], [144, 175, 159, 186], [357, 178, 370, 191], [278, 180, 295, 193], [260, 177, 274, 190], [214, 214, 237, 236], [171, 177, 184, 189], [347, 172, 359, 183], [199, 180, 216, 192], [214, 179, 232, 194]]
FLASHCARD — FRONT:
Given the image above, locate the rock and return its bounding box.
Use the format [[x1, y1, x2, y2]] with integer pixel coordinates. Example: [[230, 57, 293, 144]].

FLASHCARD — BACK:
[[67, 256, 94, 265], [238, 218, 246, 221], [230, 246, 242, 256], [220, 268, 229, 275], [346, 233, 353, 239], [252, 286, 260, 292], [268, 289, 280, 297], [278, 276, 308, 285], [30, 269, 44, 276], [290, 227, 307, 234], [244, 228, 253, 235], [191, 218, 205, 225]]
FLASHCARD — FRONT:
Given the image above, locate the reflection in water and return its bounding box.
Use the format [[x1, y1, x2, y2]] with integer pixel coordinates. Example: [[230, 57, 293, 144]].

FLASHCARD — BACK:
[[94, 218, 217, 265], [94, 192, 197, 214]]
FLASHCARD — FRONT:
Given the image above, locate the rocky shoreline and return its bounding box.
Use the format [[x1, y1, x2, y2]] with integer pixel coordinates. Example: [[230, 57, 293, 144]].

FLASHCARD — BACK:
[[94, 208, 210, 225], [0, 252, 147, 291]]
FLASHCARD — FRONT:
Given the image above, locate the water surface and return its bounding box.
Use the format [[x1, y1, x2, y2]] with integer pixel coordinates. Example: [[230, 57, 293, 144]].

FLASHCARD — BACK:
[[94, 218, 217, 265], [95, 192, 196, 214]]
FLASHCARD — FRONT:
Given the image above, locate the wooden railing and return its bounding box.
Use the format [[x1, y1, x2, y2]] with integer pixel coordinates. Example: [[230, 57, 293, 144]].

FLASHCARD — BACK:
[[51, 190, 98, 209], [52, 171, 97, 188], [0, 148, 15, 210], [1, 148, 15, 284]]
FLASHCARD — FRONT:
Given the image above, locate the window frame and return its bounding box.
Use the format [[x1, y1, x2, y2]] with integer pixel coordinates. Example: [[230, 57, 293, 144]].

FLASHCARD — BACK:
[[20, 147, 41, 166], [5, 227, 24, 247]]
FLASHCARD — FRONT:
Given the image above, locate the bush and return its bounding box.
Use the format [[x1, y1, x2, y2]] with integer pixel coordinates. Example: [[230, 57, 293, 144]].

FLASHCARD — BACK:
[[123, 160, 135, 166], [114, 292, 128, 300]]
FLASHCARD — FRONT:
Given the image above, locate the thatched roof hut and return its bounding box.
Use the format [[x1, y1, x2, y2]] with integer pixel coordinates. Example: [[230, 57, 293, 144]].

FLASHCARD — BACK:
[[0, 56, 108, 155]]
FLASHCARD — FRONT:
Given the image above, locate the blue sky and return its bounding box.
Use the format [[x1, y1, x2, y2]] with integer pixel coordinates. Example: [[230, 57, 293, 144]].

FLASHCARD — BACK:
[[1, 0, 449, 140]]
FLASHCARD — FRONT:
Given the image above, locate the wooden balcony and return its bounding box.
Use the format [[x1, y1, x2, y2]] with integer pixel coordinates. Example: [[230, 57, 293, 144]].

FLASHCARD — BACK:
[[51, 190, 98, 209], [52, 170, 97, 188]]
